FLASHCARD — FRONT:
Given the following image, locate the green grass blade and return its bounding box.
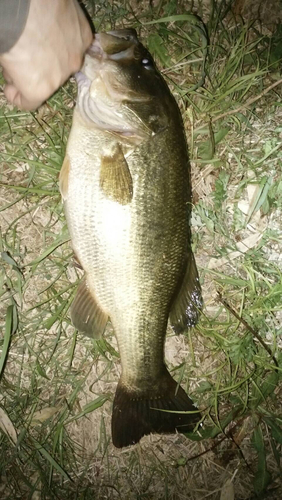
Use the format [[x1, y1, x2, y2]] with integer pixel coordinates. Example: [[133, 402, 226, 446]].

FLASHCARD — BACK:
[[0, 305, 13, 378], [32, 438, 71, 481]]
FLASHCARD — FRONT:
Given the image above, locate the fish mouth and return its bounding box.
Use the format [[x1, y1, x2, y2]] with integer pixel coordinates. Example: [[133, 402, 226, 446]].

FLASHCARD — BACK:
[[75, 30, 150, 139], [87, 29, 138, 59], [75, 29, 139, 87]]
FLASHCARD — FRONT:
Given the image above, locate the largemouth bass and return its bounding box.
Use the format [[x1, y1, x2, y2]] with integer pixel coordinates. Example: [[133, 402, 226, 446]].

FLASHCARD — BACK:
[[60, 29, 202, 448]]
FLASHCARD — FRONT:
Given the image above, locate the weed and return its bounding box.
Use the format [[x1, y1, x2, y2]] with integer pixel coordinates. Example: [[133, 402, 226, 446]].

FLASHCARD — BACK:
[[0, 1, 282, 499]]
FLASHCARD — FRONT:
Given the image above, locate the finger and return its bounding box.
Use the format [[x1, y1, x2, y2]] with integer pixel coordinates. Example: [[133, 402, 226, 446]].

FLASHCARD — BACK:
[[4, 83, 42, 111], [69, 52, 84, 74], [73, 0, 93, 48], [69, 31, 93, 75], [80, 18, 93, 49], [2, 69, 13, 83], [3, 83, 19, 104]]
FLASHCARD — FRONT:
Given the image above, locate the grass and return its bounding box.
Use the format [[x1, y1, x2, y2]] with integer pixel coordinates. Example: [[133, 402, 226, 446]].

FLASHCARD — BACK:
[[1, 0, 282, 498]]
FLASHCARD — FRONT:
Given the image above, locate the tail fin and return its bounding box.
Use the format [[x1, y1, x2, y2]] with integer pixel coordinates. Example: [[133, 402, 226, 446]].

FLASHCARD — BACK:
[[111, 369, 200, 448]]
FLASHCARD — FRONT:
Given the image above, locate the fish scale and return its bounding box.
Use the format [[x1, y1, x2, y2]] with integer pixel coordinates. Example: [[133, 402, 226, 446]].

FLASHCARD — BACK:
[[60, 29, 202, 447]]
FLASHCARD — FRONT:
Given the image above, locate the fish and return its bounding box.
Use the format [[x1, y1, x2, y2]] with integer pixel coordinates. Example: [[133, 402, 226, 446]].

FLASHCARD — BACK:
[[59, 29, 202, 448]]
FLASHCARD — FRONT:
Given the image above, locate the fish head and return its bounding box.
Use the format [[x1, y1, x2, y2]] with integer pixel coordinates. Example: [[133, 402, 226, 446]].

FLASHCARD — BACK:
[[75, 29, 173, 142]]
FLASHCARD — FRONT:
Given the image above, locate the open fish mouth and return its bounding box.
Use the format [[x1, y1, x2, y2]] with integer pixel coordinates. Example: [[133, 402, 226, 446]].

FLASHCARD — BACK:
[[75, 29, 151, 138], [87, 29, 139, 59], [75, 29, 139, 86]]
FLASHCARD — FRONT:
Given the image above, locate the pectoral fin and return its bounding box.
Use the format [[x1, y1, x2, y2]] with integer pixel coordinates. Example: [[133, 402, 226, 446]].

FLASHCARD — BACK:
[[71, 279, 108, 339], [100, 144, 133, 205], [170, 252, 202, 333], [59, 154, 70, 201]]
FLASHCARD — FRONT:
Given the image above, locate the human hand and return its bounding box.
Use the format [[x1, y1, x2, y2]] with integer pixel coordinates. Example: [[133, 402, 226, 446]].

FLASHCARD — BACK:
[[0, 0, 92, 110]]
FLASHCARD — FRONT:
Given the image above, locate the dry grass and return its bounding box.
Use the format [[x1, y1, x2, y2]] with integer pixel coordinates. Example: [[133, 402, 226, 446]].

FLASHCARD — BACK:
[[1, 1, 282, 499]]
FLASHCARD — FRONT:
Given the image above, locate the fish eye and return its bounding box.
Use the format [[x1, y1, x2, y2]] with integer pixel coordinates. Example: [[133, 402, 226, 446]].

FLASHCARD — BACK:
[[141, 57, 152, 69]]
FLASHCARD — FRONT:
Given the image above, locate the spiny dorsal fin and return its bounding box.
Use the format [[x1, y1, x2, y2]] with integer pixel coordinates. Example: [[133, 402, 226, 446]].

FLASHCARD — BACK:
[[112, 367, 200, 448], [59, 154, 70, 201], [170, 252, 202, 334], [71, 279, 108, 339], [100, 143, 133, 205]]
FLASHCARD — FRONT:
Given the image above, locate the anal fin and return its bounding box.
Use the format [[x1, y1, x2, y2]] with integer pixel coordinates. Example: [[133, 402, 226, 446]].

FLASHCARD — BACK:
[[112, 368, 200, 448], [71, 279, 108, 339], [170, 252, 202, 334]]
